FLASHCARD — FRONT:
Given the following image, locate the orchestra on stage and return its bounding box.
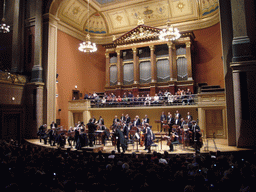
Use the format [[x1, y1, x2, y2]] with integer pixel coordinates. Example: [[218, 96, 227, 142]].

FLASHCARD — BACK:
[[37, 111, 203, 153]]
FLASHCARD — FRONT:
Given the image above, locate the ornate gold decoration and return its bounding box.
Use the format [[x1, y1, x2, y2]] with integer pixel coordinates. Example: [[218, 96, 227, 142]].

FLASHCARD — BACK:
[[72, 6, 80, 15], [116, 15, 123, 23], [149, 45, 155, 51], [123, 26, 159, 42], [177, 2, 185, 11], [132, 47, 137, 53], [105, 53, 109, 58], [112, 35, 116, 41], [137, 16, 144, 25], [185, 41, 191, 47]]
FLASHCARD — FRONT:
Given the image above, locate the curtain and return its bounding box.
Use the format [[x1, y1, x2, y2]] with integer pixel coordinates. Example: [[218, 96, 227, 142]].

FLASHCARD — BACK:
[[110, 65, 117, 85], [177, 57, 188, 81], [123, 63, 134, 85], [157, 59, 170, 82], [140, 61, 151, 84]]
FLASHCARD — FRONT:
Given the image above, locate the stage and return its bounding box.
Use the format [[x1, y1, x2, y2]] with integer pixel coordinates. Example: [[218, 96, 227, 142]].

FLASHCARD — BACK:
[[25, 137, 251, 155]]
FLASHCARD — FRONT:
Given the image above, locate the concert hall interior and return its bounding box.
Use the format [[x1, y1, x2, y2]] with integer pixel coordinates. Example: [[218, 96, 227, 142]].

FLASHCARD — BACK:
[[1, 0, 256, 191], [0, 1, 256, 151]]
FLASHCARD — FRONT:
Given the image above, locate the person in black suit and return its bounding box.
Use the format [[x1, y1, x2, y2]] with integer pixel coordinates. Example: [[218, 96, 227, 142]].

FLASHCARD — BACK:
[[190, 120, 202, 153], [120, 113, 126, 123], [133, 115, 141, 127], [112, 115, 120, 126], [175, 110, 181, 120], [125, 114, 131, 125], [186, 111, 193, 122], [87, 118, 97, 147], [113, 123, 127, 153], [98, 116, 104, 125], [167, 112, 174, 136], [91, 116, 96, 124], [174, 116, 181, 126], [160, 111, 167, 132], [38, 124, 47, 143], [143, 114, 150, 125], [50, 121, 57, 129]]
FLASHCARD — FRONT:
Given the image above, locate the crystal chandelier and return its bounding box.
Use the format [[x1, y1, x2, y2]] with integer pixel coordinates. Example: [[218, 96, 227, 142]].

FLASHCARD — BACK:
[[0, 0, 10, 33], [159, 21, 180, 41], [78, 34, 97, 53], [78, 0, 97, 53]]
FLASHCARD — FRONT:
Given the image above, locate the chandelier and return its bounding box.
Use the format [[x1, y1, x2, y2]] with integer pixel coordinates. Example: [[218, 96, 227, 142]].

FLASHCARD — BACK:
[[78, 0, 97, 53], [0, 0, 10, 33], [159, 21, 180, 41]]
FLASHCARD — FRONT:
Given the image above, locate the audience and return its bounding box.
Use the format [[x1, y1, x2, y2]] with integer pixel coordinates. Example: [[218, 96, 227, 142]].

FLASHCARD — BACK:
[[1, 139, 255, 192], [84, 88, 194, 108]]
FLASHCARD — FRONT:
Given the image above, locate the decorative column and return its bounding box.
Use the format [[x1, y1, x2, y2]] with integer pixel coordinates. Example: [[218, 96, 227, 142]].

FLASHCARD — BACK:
[[44, 14, 59, 127], [105, 53, 110, 87], [132, 47, 139, 84], [229, 0, 256, 147], [186, 41, 193, 80], [167, 42, 176, 94], [172, 45, 177, 80], [31, 0, 43, 82], [150, 45, 156, 83], [116, 50, 122, 85], [11, 0, 22, 73]]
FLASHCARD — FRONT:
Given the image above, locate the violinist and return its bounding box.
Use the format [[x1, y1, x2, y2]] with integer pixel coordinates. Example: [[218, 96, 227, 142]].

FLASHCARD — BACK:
[[112, 115, 120, 126], [97, 116, 104, 125], [167, 112, 174, 136], [133, 115, 140, 127], [143, 114, 150, 124], [120, 113, 126, 123]]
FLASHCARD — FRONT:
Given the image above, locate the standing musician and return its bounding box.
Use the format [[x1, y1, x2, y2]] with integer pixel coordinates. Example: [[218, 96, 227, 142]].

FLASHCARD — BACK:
[[174, 115, 181, 126], [87, 118, 97, 147], [50, 121, 57, 129], [167, 112, 174, 136], [133, 115, 141, 127], [142, 114, 150, 125], [91, 116, 97, 124], [144, 123, 153, 153], [120, 113, 126, 123], [189, 120, 202, 153], [112, 115, 120, 126], [97, 116, 104, 125], [113, 122, 127, 153], [160, 111, 167, 132], [125, 114, 131, 125], [186, 112, 193, 122], [175, 110, 181, 119]]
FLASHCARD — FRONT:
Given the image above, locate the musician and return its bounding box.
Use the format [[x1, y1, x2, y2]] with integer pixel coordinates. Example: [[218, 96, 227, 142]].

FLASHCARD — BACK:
[[180, 118, 187, 128], [49, 127, 57, 146], [133, 115, 141, 127], [56, 132, 66, 148], [144, 123, 153, 153], [76, 128, 88, 150], [120, 113, 126, 123], [125, 114, 131, 125], [175, 110, 181, 119], [186, 112, 193, 122], [67, 126, 75, 147], [174, 116, 181, 126], [142, 114, 149, 125], [112, 115, 120, 126], [50, 121, 57, 129], [123, 122, 129, 139], [167, 112, 174, 136], [38, 124, 47, 143], [190, 120, 202, 153], [98, 116, 104, 125], [113, 123, 127, 153], [91, 116, 96, 124], [87, 118, 97, 147], [160, 111, 166, 132]]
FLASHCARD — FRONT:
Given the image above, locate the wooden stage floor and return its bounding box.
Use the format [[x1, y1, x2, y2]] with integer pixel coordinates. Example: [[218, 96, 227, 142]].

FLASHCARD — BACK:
[[26, 138, 251, 155]]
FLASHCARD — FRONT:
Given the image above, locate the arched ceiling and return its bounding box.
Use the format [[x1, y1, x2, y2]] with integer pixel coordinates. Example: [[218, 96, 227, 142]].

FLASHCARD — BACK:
[[50, 0, 219, 44]]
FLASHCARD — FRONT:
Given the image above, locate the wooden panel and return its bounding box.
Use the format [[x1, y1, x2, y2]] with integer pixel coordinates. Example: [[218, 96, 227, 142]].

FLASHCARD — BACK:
[[205, 109, 224, 138]]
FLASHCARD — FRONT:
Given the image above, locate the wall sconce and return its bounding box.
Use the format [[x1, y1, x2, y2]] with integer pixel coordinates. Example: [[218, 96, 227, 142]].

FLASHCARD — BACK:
[[11, 97, 15, 101], [75, 85, 77, 89]]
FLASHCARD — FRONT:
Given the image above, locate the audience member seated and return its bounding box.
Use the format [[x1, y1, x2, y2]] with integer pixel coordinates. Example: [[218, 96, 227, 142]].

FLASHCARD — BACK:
[[144, 94, 151, 106]]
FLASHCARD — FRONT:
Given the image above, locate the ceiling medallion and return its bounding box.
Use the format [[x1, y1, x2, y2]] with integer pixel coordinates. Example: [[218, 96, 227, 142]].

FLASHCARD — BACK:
[[177, 2, 185, 11], [159, 21, 181, 41]]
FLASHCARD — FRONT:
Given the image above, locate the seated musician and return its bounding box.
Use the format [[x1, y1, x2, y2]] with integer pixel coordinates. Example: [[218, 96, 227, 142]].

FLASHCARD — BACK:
[[98, 116, 104, 125], [56, 132, 66, 148], [49, 127, 57, 146], [38, 124, 47, 143], [76, 128, 88, 150], [180, 118, 187, 128], [67, 126, 75, 147]]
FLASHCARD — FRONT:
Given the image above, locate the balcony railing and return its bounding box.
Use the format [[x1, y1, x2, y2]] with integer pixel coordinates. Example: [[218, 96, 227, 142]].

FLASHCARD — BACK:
[[88, 94, 198, 108]]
